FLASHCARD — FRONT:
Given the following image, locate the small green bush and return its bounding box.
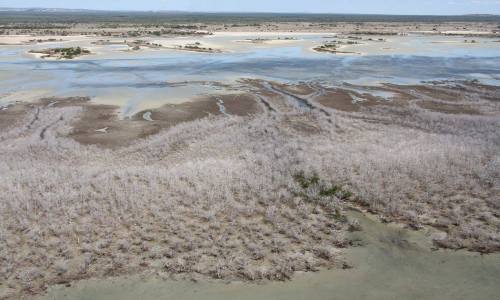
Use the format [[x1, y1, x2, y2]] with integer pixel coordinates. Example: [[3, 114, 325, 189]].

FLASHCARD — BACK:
[[294, 172, 352, 201]]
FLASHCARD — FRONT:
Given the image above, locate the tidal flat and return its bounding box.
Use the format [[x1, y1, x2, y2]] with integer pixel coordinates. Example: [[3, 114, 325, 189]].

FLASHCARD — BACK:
[[0, 13, 499, 300]]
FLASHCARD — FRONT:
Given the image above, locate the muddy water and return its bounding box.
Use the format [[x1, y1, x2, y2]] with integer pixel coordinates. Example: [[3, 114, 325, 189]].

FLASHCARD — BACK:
[[36, 211, 500, 300]]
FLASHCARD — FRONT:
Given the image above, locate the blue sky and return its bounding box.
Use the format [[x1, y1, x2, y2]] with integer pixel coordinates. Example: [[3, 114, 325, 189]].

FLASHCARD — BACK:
[[1, 0, 499, 15]]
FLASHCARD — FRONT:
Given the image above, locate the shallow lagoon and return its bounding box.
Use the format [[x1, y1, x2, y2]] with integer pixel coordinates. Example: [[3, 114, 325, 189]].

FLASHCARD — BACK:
[[1, 33, 500, 116]]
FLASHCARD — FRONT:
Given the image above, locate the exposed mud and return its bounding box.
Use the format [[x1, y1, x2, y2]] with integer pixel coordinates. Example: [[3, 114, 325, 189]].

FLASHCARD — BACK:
[[30, 93, 262, 148], [0, 102, 31, 130]]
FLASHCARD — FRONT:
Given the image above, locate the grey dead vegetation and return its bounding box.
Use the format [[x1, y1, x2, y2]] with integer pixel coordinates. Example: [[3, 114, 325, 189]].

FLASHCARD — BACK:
[[0, 80, 499, 298]]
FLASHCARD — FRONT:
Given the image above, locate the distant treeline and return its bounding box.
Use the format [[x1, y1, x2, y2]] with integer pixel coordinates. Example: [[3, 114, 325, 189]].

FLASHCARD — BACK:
[[0, 11, 499, 24]]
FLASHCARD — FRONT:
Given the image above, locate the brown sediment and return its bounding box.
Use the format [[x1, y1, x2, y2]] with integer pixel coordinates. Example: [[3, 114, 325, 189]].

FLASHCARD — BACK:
[[0, 102, 31, 130], [377, 82, 500, 116], [31, 97, 142, 148], [135, 93, 262, 121], [135, 98, 219, 122], [211, 93, 264, 116], [69, 93, 262, 148], [69, 103, 158, 149], [244, 80, 407, 113], [314, 89, 376, 112], [242, 79, 298, 113], [1, 94, 262, 149], [416, 100, 481, 115], [227, 80, 496, 117], [462, 80, 500, 93], [387, 84, 464, 102], [271, 82, 315, 96]]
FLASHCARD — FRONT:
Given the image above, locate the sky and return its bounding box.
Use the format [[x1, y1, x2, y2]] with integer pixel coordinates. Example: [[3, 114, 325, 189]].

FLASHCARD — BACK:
[[0, 0, 500, 15]]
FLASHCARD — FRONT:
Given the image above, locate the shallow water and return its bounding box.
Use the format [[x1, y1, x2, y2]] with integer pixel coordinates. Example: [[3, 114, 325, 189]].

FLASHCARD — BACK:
[[36, 211, 500, 300], [1, 34, 500, 116]]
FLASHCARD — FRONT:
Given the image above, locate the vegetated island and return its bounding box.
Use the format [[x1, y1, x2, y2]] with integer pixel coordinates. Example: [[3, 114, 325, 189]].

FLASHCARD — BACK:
[[313, 36, 386, 54], [169, 42, 222, 53], [313, 41, 359, 54], [29, 46, 91, 59]]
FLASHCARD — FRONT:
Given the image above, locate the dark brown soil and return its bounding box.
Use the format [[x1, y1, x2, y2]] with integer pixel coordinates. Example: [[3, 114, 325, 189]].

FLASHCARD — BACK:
[[71, 93, 261, 148], [417, 100, 481, 115], [214, 93, 263, 115], [315, 89, 376, 112], [1, 94, 262, 149], [0, 103, 31, 130], [272, 82, 315, 96]]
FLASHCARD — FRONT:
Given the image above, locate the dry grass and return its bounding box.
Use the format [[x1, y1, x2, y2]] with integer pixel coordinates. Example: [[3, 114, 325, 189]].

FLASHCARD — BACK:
[[0, 80, 499, 299]]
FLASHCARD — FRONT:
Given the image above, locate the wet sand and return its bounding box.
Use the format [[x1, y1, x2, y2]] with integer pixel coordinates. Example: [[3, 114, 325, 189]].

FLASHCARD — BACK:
[[49, 93, 262, 148], [64, 79, 498, 148], [1, 92, 263, 148], [315, 89, 378, 112]]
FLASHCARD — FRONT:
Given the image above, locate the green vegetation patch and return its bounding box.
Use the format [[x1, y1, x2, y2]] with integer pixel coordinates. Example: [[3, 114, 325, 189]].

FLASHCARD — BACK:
[[53, 47, 90, 59], [294, 172, 353, 201]]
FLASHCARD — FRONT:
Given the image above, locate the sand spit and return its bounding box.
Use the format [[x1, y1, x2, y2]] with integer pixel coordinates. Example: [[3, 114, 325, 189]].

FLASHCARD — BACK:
[[0, 80, 499, 299], [235, 37, 299, 45], [163, 44, 222, 53], [91, 39, 224, 54]]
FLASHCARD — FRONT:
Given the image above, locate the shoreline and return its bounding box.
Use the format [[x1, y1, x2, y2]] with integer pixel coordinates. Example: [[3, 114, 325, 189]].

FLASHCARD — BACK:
[[32, 208, 500, 300], [2, 31, 497, 64]]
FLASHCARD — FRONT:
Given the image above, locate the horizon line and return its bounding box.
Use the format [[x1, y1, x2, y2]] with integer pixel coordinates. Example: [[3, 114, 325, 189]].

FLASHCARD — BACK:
[[0, 7, 499, 17]]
